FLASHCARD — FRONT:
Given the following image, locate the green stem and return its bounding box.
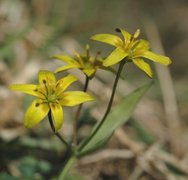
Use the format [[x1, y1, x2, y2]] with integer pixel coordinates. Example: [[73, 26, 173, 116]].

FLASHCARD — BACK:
[[101, 61, 125, 121], [48, 110, 69, 148], [79, 60, 125, 151], [58, 61, 125, 178], [73, 75, 90, 145], [58, 155, 77, 180]]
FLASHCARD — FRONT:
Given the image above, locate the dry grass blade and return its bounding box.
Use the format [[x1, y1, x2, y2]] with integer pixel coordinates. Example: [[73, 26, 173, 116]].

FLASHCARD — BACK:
[[144, 18, 183, 156], [78, 149, 134, 165]]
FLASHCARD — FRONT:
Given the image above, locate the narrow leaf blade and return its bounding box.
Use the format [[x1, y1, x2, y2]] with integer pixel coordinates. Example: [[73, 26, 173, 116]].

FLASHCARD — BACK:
[[78, 82, 153, 155]]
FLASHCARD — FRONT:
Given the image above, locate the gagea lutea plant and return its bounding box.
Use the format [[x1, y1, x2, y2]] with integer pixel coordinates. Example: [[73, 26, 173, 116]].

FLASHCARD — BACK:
[[9, 28, 171, 179]]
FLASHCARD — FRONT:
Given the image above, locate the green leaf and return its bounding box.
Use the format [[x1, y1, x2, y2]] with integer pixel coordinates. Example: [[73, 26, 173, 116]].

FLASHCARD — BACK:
[[78, 132, 113, 157], [165, 162, 188, 176], [0, 173, 19, 180], [58, 156, 77, 180], [78, 82, 153, 155]]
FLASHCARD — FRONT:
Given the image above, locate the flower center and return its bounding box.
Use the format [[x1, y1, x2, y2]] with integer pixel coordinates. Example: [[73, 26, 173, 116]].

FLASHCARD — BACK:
[[40, 82, 59, 103], [47, 93, 57, 103]]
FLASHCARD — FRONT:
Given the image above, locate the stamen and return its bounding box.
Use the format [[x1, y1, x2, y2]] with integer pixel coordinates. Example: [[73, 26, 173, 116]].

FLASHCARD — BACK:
[[36, 89, 48, 99], [94, 51, 101, 63], [131, 40, 140, 50], [133, 29, 140, 39], [34, 87, 48, 99], [43, 80, 47, 84], [74, 52, 83, 65], [56, 82, 60, 87], [35, 102, 40, 107], [130, 29, 140, 43], [130, 36, 134, 42], [86, 44, 90, 58], [115, 28, 121, 33]]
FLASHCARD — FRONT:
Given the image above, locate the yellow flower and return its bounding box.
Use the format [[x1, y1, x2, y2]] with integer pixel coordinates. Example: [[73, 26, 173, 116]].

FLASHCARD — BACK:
[[9, 70, 94, 132], [52, 45, 109, 78], [91, 28, 172, 77]]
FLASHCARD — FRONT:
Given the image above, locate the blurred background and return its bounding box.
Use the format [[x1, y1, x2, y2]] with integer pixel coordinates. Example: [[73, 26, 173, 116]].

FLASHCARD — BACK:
[[1, 0, 188, 179]]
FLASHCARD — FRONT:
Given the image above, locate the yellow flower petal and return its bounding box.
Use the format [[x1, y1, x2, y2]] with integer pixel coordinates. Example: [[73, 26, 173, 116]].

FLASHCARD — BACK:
[[52, 54, 78, 65], [116, 28, 131, 43], [38, 70, 56, 85], [57, 74, 77, 92], [55, 64, 80, 73], [50, 103, 63, 132], [134, 40, 150, 51], [142, 51, 172, 65], [60, 91, 94, 106], [24, 99, 49, 128], [103, 47, 128, 67], [9, 84, 38, 97], [83, 68, 96, 77], [133, 59, 153, 78], [91, 34, 122, 47]]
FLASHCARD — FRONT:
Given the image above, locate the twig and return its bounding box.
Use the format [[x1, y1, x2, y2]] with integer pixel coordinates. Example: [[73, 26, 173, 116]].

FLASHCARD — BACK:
[[73, 75, 89, 145], [77, 149, 134, 165], [115, 128, 144, 154], [127, 166, 143, 180]]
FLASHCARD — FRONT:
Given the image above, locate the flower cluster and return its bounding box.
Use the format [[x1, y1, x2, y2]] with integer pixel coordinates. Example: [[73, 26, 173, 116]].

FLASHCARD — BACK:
[[9, 28, 172, 132]]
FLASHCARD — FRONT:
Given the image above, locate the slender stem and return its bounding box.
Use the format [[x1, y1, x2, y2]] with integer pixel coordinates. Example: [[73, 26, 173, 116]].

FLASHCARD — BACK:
[[101, 61, 125, 121], [58, 155, 77, 180], [79, 60, 125, 151], [58, 61, 125, 178], [48, 110, 69, 148], [73, 75, 90, 145]]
